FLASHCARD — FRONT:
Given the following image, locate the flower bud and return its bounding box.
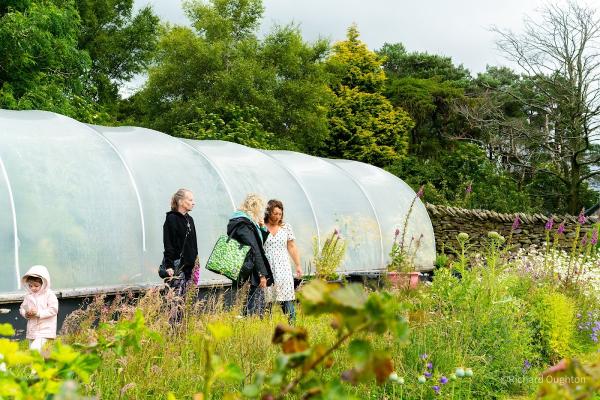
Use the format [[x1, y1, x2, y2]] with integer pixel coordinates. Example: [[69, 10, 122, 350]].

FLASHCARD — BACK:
[[487, 231, 500, 240]]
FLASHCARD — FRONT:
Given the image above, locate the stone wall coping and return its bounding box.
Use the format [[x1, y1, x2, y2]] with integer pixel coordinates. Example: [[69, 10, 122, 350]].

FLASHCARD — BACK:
[[425, 203, 598, 226]]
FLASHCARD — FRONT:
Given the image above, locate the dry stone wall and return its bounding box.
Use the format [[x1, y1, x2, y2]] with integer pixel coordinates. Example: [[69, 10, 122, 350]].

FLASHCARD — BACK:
[[426, 203, 598, 254]]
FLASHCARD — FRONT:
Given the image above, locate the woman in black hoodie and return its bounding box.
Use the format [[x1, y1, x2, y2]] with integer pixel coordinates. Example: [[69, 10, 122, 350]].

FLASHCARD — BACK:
[[227, 193, 273, 317], [162, 188, 198, 295]]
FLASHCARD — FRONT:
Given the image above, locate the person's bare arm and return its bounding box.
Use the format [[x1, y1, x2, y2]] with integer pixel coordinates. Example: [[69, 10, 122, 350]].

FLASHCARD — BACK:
[[287, 240, 302, 277]]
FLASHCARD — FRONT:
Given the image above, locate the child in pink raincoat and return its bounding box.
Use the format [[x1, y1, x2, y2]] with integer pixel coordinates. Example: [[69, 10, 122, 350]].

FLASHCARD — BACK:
[[19, 265, 58, 352]]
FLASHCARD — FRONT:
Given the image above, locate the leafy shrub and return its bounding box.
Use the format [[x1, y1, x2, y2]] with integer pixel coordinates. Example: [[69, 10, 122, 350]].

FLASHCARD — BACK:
[[528, 289, 577, 362], [386, 142, 540, 213], [434, 252, 450, 269], [0, 310, 157, 399]]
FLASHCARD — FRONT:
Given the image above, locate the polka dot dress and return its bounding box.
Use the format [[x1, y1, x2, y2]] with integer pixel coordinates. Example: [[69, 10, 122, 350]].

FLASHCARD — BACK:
[[264, 223, 296, 302]]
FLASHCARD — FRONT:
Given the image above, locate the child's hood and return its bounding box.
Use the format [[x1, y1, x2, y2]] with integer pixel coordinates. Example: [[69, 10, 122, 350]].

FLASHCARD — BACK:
[[21, 265, 51, 293]]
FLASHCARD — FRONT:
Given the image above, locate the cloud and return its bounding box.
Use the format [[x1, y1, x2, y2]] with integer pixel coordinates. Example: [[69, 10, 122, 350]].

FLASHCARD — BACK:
[[131, 0, 553, 88]]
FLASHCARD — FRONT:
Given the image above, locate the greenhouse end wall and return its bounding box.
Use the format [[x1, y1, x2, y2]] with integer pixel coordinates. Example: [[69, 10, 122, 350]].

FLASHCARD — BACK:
[[0, 110, 435, 296]]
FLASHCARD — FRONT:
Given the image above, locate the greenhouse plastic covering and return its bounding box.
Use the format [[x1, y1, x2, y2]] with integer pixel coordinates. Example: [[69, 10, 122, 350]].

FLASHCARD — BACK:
[[0, 110, 435, 295]]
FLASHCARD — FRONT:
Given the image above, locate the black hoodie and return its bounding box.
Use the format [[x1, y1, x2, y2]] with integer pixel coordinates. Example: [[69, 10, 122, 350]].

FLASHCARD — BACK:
[[163, 211, 198, 278], [227, 217, 273, 287]]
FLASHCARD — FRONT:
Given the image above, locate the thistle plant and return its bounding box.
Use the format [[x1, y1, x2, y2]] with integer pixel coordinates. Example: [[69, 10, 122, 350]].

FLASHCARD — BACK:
[[445, 232, 473, 274], [388, 372, 405, 399], [485, 231, 506, 274], [400, 355, 474, 400]]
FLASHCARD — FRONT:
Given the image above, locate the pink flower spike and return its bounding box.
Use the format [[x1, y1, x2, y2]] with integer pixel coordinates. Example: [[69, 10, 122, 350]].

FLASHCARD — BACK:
[[545, 217, 554, 231], [512, 216, 521, 231], [466, 183, 472, 194], [578, 209, 586, 225], [582, 235, 588, 246], [417, 185, 425, 198], [592, 230, 598, 245], [557, 222, 565, 235]]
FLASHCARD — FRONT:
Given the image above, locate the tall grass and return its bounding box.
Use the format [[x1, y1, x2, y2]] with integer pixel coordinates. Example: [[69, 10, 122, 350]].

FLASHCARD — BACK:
[[58, 239, 600, 399]]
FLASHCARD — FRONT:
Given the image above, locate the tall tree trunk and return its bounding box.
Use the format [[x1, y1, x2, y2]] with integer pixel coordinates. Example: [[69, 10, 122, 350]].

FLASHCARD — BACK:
[[568, 162, 581, 214]]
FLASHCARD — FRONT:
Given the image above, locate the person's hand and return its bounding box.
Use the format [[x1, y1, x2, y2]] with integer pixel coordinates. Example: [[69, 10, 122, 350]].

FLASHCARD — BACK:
[[26, 308, 37, 318], [259, 276, 267, 288], [166, 268, 174, 277], [258, 218, 265, 228], [295, 265, 303, 278]]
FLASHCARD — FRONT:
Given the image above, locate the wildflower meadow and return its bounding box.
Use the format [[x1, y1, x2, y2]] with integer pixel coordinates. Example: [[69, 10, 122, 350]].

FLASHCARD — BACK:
[[2, 209, 600, 399]]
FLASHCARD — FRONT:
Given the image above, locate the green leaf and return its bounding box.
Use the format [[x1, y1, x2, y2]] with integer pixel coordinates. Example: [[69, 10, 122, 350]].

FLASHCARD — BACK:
[[299, 377, 321, 392], [275, 354, 289, 371], [242, 383, 260, 397], [329, 284, 368, 310], [268, 372, 283, 386], [66, 354, 102, 383], [298, 280, 330, 305], [0, 324, 14, 337], [320, 379, 357, 400], [50, 343, 79, 364], [0, 339, 18, 358], [0, 378, 21, 397], [217, 363, 244, 382], [393, 317, 410, 341], [6, 350, 34, 365], [348, 339, 371, 366], [252, 371, 266, 387]]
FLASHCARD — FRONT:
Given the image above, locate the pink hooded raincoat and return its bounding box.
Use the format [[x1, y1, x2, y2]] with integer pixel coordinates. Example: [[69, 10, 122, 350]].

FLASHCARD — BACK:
[[19, 265, 58, 339]]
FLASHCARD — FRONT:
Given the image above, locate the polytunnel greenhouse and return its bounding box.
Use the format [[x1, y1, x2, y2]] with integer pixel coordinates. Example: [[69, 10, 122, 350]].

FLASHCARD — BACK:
[[0, 110, 435, 297]]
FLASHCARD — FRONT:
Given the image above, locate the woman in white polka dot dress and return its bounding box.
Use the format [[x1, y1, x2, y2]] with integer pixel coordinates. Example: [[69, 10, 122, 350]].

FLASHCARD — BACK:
[[264, 199, 302, 323]]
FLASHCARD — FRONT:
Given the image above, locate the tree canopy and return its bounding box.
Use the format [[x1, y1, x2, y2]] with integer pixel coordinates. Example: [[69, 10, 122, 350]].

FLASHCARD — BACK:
[[75, 0, 160, 108], [323, 26, 414, 167], [2, 0, 599, 214], [463, 1, 600, 213], [0, 0, 99, 121], [130, 0, 332, 151]]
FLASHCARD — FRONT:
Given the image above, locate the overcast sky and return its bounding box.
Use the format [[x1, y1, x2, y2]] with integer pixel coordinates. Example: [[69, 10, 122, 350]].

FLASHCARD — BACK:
[[137, 0, 579, 71], [125, 0, 582, 95]]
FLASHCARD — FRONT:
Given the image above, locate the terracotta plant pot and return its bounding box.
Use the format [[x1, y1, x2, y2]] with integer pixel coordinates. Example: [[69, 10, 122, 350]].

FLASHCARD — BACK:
[[387, 271, 420, 289]]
